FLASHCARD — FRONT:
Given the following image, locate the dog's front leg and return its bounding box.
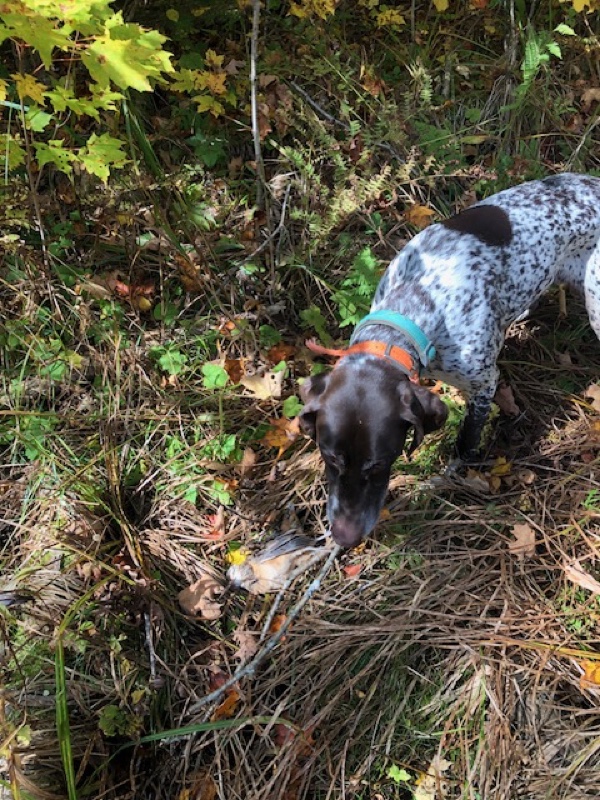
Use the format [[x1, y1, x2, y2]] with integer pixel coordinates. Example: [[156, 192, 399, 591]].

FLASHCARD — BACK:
[[455, 393, 493, 460]]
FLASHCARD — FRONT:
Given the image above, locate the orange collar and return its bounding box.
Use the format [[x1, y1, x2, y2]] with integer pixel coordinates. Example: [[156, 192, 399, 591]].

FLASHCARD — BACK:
[[306, 338, 419, 382]]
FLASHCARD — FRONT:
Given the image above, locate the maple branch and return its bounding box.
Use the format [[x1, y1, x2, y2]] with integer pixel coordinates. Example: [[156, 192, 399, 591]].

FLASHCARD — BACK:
[[188, 543, 342, 717]]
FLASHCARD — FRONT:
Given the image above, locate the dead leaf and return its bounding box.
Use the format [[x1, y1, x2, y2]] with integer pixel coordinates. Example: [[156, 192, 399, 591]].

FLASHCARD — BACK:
[[494, 383, 520, 416], [463, 469, 493, 494], [241, 370, 284, 399], [414, 755, 451, 800], [579, 659, 600, 690], [584, 384, 600, 413], [405, 204, 436, 229], [239, 446, 258, 477], [233, 629, 258, 662], [490, 456, 512, 477], [508, 523, 536, 561], [178, 576, 224, 620], [564, 559, 600, 595], [182, 770, 217, 800], [273, 721, 315, 754], [211, 690, 240, 721], [228, 533, 325, 594], [267, 343, 296, 364], [224, 358, 244, 383], [260, 416, 301, 450]]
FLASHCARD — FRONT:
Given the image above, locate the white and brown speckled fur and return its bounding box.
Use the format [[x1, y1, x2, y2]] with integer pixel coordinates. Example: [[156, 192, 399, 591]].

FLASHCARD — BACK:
[[301, 174, 600, 547]]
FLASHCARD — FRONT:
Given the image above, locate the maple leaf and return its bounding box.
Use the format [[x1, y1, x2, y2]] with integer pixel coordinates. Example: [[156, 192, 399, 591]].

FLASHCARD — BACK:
[[79, 132, 128, 182], [205, 49, 224, 69], [82, 13, 173, 92], [33, 140, 76, 175], [194, 94, 225, 117], [2, 15, 69, 67], [260, 416, 301, 450], [195, 70, 228, 96], [405, 204, 436, 229], [508, 523, 536, 561], [11, 73, 46, 104]]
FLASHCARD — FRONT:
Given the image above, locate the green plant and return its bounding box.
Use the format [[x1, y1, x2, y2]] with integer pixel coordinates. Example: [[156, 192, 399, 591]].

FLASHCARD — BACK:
[[332, 247, 380, 327]]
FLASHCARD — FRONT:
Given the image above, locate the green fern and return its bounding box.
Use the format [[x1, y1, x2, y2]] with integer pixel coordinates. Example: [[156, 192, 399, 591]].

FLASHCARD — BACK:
[[333, 247, 380, 327]]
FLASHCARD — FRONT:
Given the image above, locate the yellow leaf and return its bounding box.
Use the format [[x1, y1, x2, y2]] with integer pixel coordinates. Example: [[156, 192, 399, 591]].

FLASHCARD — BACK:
[[194, 94, 225, 117], [166, 8, 179, 21], [376, 9, 405, 27], [205, 49, 224, 69], [0, 79, 6, 103], [405, 204, 436, 229], [579, 659, 600, 690], [432, 0, 450, 10], [226, 547, 249, 566], [11, 73, 46, 104], [490, 456, 512, 476], [196, 71, 228, 96]]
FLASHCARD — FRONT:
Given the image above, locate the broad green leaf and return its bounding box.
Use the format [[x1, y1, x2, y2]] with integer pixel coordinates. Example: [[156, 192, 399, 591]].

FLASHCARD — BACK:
[[0, 134, 26, 170], [79, 132, 128, 182], [1, 15, 70, 67], [282, 395, 303, 418], [33, 140, 76, 175], [546, 41, 562, 59], [81, 13, 173, 91], [194, 94, 224, 116], [202, 363, 228, 389], [46, 86, 101, 119], [25, 105, 53, 132], [554, 23, 576, 35]]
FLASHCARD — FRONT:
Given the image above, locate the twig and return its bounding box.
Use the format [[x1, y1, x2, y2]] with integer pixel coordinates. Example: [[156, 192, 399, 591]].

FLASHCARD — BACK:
[[250, 0, 265, 210], [240, 182, 291, 266], [188, 544, 342, 717]]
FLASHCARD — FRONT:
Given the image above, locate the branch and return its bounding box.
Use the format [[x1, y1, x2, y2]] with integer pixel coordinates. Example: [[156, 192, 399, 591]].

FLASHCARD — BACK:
[[250, 0, 265, 210]]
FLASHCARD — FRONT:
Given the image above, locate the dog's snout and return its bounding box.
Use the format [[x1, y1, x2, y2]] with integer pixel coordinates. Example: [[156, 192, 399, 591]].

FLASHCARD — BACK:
[[331, 517, 364, 549]]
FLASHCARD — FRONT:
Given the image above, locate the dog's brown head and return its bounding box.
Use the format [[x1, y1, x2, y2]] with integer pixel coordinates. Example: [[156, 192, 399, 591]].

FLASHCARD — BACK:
[[299, 357, 447, 548]]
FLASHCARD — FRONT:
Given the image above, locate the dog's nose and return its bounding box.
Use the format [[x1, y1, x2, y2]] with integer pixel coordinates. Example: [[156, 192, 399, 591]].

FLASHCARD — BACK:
[[330, 518, 363, 549]]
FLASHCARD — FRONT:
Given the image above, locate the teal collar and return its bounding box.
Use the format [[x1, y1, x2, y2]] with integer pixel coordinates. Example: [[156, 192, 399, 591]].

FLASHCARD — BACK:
[[351, 310, 436, 367]]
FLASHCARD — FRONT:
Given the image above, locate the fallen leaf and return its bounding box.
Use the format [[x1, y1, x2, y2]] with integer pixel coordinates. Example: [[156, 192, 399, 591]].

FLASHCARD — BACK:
[[241, 370, 284, 399], [267, 343, 296, 364], [508, 523, 536, 561], [273, 721, 315, 753], [494, 383, 520, 416], [405, 204, 435, 229], [233, 630, 258, 662], [564, 559, 600, 595], [490, 456, 512, 477], [178, 576, 224, 620], [239, 446, 258, 477], [463, 469, 493, 494], [224, 358, 244, 383], [183, 769, 217, 800], [584, 384, 600, 413], [260, 416, 301, 450], [414, 755, 451, 800], [211, 690, 240, 721], [579, 659, 600, 690]]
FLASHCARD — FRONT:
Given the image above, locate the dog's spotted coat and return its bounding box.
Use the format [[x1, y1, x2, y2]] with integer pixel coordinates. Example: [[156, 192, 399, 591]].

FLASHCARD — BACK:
[[363, 173, 600, 454], [300, 174, 600, 547]]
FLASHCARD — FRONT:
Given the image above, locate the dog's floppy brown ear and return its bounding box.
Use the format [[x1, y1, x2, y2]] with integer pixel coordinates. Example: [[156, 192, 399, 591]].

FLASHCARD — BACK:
[[397, 382, 448, 456], [298, 372, 330, 440]]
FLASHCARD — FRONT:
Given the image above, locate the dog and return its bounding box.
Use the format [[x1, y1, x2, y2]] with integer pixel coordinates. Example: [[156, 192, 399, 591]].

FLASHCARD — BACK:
[[299, 173, 600, 548]]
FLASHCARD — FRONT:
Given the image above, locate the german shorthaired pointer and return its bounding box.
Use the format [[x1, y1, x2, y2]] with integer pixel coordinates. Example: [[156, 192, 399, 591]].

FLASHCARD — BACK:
[[300, 173, 600, 548]]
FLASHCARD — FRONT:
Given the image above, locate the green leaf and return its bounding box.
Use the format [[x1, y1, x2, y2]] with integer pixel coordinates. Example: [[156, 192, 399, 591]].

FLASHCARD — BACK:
[[0, 14, 70, 67], [45, 86, 101, 120], [554, 23, 576, 36], [387, 765, 411, 783], [79, 132, 128, 182], [24, 105, 53, 132], [156, 348, 187, 376], [81, 12, 173, 91], [0, 134, 26, 170], [282, 395, 302, 418], [545, 41, 562, 59], [202, 363, 228, 389], [33, 140, 76, 175]]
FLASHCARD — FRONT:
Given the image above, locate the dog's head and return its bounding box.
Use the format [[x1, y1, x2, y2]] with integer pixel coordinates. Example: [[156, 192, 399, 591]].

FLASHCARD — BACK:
[[299, 358, 447, 548]]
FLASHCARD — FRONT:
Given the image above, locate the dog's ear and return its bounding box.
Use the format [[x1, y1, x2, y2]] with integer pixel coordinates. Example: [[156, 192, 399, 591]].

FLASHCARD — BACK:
[[397, 382, 448, 456], [298, 372, 330, 439]]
